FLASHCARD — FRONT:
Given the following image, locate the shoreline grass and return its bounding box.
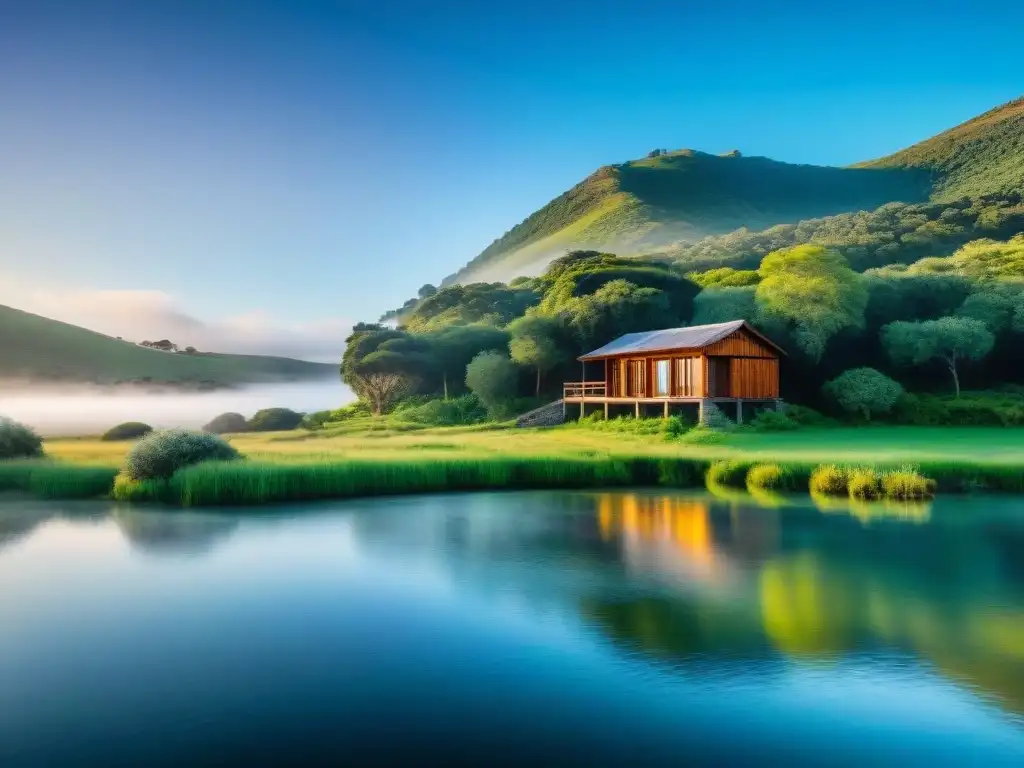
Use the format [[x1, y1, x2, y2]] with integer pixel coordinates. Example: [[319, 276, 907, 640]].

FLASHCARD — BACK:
[[3, 423, 1024, 507]]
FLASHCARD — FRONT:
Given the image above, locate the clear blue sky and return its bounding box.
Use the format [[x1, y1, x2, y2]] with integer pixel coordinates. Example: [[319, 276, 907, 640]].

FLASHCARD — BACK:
[[2, 0, 1021, 330]]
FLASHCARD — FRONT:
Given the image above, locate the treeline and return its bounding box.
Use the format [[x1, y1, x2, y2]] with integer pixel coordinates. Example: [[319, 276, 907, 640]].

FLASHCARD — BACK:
[[343, 235, 1024, 422], [644, 195, 1024, 273]]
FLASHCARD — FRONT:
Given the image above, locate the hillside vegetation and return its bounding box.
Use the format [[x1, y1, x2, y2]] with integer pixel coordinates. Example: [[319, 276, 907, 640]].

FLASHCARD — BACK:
[[0, 304, 335, 387], [859, 97, 1024, 200], [448, 151, 929, 284], [436, 96, 1023, 289]]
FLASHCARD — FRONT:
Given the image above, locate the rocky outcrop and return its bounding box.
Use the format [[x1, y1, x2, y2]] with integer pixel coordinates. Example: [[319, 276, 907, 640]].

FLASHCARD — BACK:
[[515, 400, 566, 428]]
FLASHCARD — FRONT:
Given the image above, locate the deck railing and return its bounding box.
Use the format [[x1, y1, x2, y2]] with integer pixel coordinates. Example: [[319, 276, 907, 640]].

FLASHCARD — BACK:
[[563, 381, 606, 398]]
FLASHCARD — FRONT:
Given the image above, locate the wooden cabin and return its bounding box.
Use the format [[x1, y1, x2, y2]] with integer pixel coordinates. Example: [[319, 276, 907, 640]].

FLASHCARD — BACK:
[[563, 320, 784, 423]]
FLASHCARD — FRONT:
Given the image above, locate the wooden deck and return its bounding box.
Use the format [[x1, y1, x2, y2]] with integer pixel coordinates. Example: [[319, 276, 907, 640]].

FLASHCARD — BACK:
[[562, 382, 780, 423]]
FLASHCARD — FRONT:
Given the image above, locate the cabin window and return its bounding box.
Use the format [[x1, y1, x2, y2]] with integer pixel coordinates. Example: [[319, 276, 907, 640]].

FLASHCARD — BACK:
[[654, 359, 670, 397]]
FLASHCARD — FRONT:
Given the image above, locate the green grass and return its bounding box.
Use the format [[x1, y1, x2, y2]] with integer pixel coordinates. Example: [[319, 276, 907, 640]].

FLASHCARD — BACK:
[[0, 304, 335, 386], [0, 461, 118, 499], [13, 423, 1024, 506]]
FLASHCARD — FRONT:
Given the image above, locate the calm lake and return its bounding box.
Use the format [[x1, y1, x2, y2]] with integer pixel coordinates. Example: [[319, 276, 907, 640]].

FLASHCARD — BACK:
[[1, 490, 1023, 765]]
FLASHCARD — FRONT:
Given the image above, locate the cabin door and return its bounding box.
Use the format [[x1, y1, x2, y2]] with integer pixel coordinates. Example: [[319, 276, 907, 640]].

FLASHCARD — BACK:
[[708, 357, 731, 397], [626, 359, 646, 397]]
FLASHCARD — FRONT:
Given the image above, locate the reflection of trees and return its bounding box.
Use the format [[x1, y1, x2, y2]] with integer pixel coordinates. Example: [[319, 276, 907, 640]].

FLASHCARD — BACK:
[[0, 507, 50, 552], [114, 509, 238, 556], [0, 502, 107, 554], [580, 492, 1024, 717]]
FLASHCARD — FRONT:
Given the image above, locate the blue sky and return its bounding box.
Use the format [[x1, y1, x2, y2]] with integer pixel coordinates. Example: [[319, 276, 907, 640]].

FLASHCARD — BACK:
[[1, 0, 1021, 358]]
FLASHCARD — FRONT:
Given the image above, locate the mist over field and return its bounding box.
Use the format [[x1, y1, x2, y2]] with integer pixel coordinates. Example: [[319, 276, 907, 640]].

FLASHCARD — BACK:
[[0, 380, 354, 436]]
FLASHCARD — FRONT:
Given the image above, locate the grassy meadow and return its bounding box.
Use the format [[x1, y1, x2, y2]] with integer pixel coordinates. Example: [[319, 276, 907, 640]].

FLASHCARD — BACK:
[[42, 421, 1024, 467]]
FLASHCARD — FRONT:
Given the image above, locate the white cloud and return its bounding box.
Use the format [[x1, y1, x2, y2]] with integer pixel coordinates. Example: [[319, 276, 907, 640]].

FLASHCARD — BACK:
[[0, 276, 352, 363]]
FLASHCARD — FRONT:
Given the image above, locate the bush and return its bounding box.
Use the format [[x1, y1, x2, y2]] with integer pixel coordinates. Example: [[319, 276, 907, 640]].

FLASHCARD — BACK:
[[747, 410, 799, 432], [202, 412, 249, 434], [394, 394, 489, 426], [660, 415, 689, 439], [823, 367, 904, 422], [247, 408, 305, 432], [466, 351, 519, 417], [881, 466, 936, 500], [123, 428, 241, 481], [810, 464, 848, 496], [746, 463, 801, 491], [101, 422, 153, 441], [299, 410, 334, 430], [781, 404, 833, 426], [847, 467, 882, 499], [0, 416, 43, 459], [706, 460, 749, 488], [680, 426, 728, 444]]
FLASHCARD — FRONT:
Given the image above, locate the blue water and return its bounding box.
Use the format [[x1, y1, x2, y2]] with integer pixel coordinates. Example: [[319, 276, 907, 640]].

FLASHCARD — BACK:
[[1, 490, 1023, 765]]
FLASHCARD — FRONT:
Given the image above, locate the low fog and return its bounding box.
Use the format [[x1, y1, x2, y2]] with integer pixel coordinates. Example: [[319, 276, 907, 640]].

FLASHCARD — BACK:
[[0, 380, 354, 437]]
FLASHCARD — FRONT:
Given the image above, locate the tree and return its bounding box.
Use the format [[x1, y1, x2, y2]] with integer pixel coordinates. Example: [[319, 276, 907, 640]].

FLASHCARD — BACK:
[[465, 351, 519, 416], [508, 314, 569, 397], [417, 283, 438, 299], [341, 327, 434, 412], [183, 346, 197, 354], [882, 317, 994, 396], [429, 324, 509, 399], [823, 368, 903, 422], [690, 286, 757, 325], [755, 245, 867, 361]]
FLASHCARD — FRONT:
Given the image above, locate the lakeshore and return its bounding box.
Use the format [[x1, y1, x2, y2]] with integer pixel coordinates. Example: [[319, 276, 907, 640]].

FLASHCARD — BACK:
[[5, 423, 1024, 506]]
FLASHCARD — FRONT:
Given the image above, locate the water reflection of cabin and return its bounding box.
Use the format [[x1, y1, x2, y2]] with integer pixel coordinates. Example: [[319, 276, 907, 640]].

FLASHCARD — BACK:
[[563, 320, 784, 423]]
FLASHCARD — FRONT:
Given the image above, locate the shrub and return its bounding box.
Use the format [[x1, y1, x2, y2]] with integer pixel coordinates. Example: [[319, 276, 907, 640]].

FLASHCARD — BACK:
[[780, 404, 832, 426], [823, 367, 904, 422], [660, 415, 689, 439], [746, 463, 800, 491], [0, 416, 43, 459], [202, 412, 249, 434], [706, 460, 748, 488], [809, 464, 848, 496], [680, 426, 728, 444], [247, 408, 305, 432], [747, 410, 799, 432], [101, 422, 153, 441], [466, 351, 519, 417], [881, 466, 936, 500], [847, 467, 882, 499], [299, 410, 334, 430], [394, 394, 489, 426], [123, 428, 241, 481]]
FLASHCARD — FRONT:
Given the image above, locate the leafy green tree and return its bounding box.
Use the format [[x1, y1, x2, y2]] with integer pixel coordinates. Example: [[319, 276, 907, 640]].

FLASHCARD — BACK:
[[956, 285, 1024, 332], [882, 317, 995, 396], [429, 324, 509, 399], [755, 245, 867, 361], [562, 279, 672, 351], [690, 286, 757, 325], [402, 282, 539, 332], [508, 314, 570, 396], [342, 327, 436, 412], [823, 368, 903, 422], [465, 351, 519, 417]]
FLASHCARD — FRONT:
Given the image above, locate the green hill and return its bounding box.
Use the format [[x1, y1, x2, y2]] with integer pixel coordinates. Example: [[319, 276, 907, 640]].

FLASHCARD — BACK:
[[443, 96, 1023, 286], [857, 97, 1024, 200], [0, 304, 336, 387]]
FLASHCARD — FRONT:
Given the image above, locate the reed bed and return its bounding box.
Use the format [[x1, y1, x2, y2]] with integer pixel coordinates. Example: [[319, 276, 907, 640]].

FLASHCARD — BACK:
[[0, 461, 118, 499]]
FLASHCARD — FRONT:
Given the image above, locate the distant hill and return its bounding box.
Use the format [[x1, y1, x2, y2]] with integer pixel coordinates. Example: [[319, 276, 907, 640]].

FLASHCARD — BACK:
[[0, 304, 337, 388], [857, 97, 1024, 201], [440, 96, 1023, 286]]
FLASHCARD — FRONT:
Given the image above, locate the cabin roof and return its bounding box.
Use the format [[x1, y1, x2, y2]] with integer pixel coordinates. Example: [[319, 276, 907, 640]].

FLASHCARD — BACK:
[[577, 320, 785, 360]]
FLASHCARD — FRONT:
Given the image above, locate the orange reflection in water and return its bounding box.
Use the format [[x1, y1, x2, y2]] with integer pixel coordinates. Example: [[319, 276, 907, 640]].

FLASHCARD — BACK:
[[596, 494, 728, 586]]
